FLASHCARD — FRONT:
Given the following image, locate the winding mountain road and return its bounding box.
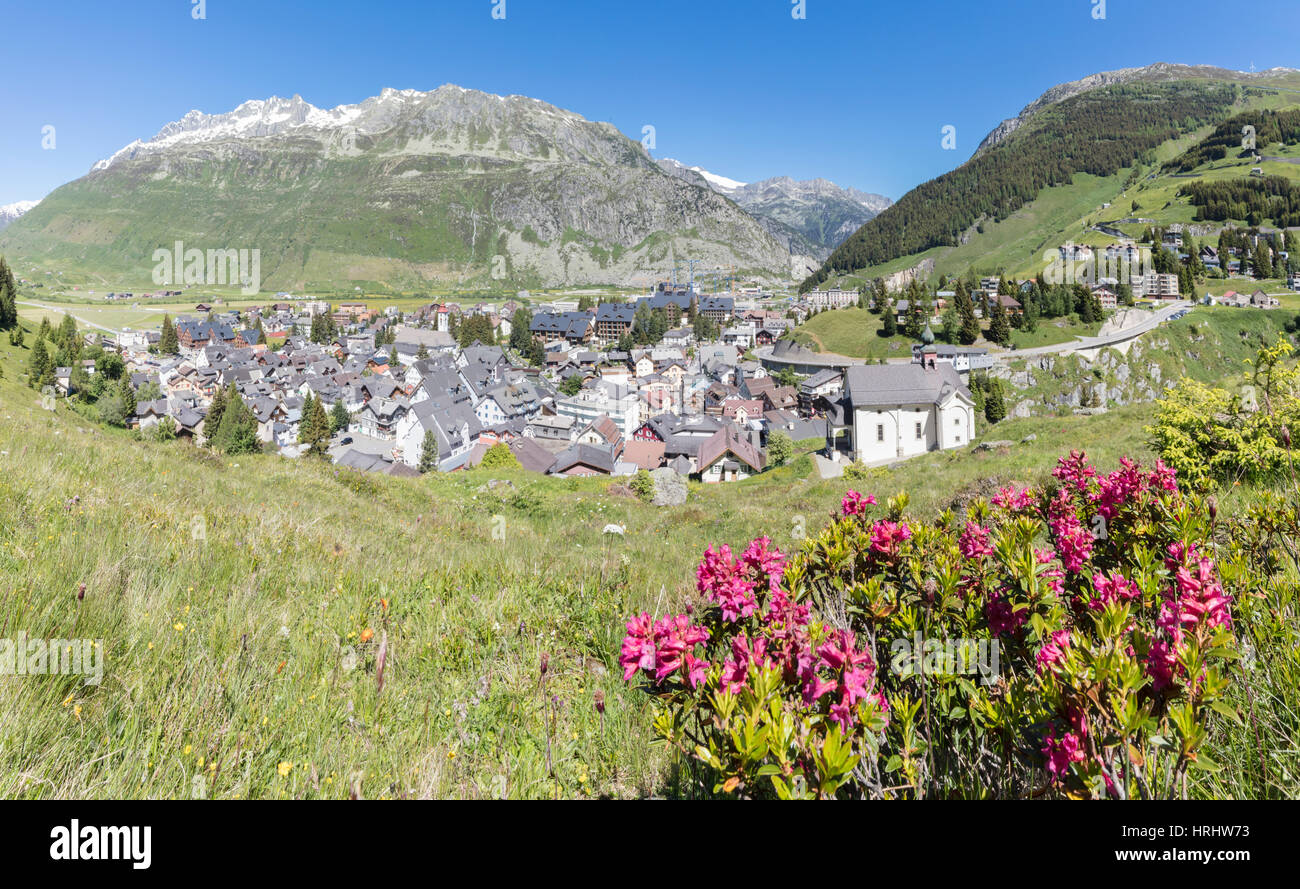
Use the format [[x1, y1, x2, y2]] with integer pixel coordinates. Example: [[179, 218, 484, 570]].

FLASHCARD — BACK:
[[1003, 300, 1192, 360]]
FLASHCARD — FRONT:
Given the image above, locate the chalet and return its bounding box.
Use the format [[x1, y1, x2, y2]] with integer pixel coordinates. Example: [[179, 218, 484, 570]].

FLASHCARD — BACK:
[[576, 415, 624, 453], [720, 398, 765, 424], [176, 319, 245, 351], [798, 369, 843, 412], [394, 392, 481, 471], [526, 413, 578, 443], [1091, 287, 1119, 311], [549, 443, 619, 477], [988, 293, 1022, 316], [696, 426, 765, 483]]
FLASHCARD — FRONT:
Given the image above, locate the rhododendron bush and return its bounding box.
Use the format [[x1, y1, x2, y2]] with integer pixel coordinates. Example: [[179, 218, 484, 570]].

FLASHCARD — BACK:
[[621, 451, 1252, 799]]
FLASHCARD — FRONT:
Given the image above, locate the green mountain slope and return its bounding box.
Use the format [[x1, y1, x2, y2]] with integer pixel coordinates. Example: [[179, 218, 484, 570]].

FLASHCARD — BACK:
[[804, 65, 1300, 289], [0, 87, 798, 291]]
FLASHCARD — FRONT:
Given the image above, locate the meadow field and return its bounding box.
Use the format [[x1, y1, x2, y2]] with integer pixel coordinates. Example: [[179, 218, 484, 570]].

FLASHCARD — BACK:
[[0, 319, 1181, 799]]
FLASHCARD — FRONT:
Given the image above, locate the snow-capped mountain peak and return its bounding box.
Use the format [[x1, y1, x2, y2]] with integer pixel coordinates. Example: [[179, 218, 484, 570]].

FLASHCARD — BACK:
[[690, 165, 747, 192], [90, 87, 435, 171], [0, 200, 39, 232]]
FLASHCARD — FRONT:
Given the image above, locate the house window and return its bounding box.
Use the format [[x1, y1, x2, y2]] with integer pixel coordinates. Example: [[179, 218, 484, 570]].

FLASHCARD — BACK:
[[915, 421, 923, 440], [876, 424, 884, 442]]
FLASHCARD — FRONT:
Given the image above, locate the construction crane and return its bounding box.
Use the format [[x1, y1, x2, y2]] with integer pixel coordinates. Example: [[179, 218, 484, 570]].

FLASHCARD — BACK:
[[683, 258, 702, 292]]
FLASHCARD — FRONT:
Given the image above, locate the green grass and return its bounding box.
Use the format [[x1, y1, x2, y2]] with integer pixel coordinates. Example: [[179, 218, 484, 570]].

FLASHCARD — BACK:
[[1008, 317, 1102, 350], [0, 314, 1188, 798], [788, 307, 915, 359], [788, 306, 1101, 359]]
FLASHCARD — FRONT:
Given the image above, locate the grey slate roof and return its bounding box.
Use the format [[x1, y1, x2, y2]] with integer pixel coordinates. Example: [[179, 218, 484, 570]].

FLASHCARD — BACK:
[[844, 363, 970, 408], [595, 303, 636, 325]]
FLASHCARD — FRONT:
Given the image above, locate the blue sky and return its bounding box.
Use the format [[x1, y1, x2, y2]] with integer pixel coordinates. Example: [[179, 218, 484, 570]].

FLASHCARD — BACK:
[[2, 0, 1298, 207]]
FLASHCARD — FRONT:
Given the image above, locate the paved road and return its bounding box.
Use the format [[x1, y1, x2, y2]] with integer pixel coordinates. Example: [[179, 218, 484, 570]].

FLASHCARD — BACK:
[[16, 300, 120, 334], [1000, 300, 1192, 360]]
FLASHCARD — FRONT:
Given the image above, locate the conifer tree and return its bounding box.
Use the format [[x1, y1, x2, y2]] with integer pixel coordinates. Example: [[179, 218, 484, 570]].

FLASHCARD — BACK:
[[206, 384, 230, 438], [984, 379, 1006, 423], [880, 300, 897, 337], [329, 400, 350, 435], [118, 377, 136, 419], [987, 296, 1011, 345], [213, 388, 259, 454], [29, 337, 52, 387], [159, 314, 178, 354], [418, 429, 439, 473], [956, 282, 980, 345], [298, 392, 331, 458], [0, 257, 17, 329]]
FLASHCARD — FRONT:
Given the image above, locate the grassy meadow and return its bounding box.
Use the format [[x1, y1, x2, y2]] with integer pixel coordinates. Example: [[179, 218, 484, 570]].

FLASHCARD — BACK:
[[0, 315, 1179, 799], [788, 304, 1102, 360]]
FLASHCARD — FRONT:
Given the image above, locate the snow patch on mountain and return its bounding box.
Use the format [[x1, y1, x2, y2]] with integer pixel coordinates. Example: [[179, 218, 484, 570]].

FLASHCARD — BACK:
[[93, 86, 446, 171], [0, 200, 38, 232]]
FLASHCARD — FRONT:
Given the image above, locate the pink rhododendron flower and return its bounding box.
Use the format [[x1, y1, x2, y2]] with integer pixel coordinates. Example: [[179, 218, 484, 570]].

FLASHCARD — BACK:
[[1096, 457, 1148, 520], [651, 614, 711, 688], [619, 612, 657, 681], [869, 519, 912, 558], [987, 593, 1028, 636], [696, 544, 759, 622], [1150, 459, 1178, 493], [1146, 638, 1177, 691], [764, 588, 810, 629], [1089, 571, 1142, 610], [841, 490, 876, 517], [959, 521, 995, 559], [1035, 629, 1071, 675], [720, 633, 767, 693], [1048, 489, 1093, 573], [1042, 726, 1086, 781], [1052, 450, 1099, 498], [812, 630, 879, 730], [762, 589, 814, 686], [1146, 550, 1231, 691], [1172, 559, 1232, 631], [619, 612, 711, 689], [741, 536, 787, 591], [991, 484, 1038, 513]]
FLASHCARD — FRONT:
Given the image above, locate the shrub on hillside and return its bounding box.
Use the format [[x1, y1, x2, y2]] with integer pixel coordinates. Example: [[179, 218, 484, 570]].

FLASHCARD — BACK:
[[1149, 336, 1299, 485], [767, 431, 794, 468], [480, 442, 521, 470], [630, 469, 655, 502], [621, 451, 1242, 799]]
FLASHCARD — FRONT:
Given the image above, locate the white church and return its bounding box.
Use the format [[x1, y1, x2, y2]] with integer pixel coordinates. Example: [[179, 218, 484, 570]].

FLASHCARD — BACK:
[[845, 359, 977, 464]]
